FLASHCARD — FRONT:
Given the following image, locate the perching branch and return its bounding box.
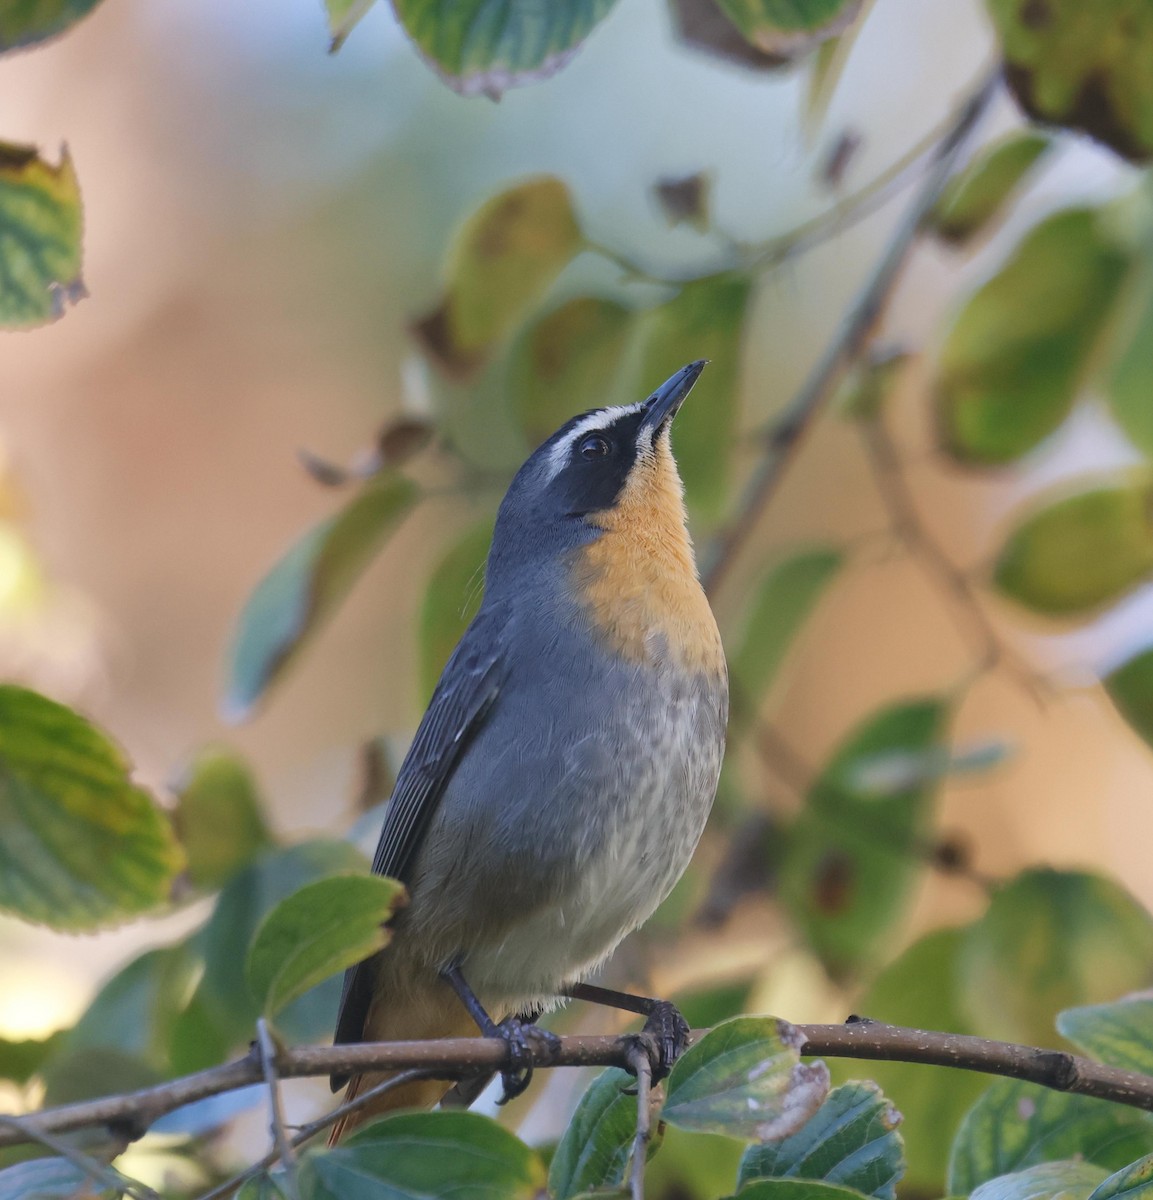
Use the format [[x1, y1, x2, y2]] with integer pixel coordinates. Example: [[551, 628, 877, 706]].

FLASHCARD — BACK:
[[6, 1018, 1153, 1152], [702, 65, 1002, 599]]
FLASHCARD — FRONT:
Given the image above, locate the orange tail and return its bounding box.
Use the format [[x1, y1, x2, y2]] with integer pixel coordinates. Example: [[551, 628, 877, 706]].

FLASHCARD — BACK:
[[328, 982, 477, 1144]]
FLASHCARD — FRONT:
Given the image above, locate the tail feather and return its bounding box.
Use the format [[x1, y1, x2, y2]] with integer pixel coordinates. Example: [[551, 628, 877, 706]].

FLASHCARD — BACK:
[[328, 981, 478, 1145]]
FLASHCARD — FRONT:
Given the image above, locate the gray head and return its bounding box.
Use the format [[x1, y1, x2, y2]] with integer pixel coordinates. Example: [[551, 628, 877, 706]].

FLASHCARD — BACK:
[[485, 361, 706, 592]]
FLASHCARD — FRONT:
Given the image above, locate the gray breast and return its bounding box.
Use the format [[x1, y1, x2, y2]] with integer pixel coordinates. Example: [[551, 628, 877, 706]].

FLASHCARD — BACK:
[[402, 601, 728, 1004]]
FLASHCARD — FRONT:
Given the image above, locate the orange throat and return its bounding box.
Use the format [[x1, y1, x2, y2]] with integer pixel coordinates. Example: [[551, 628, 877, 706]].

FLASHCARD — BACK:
[[571, 436, 725, 676]]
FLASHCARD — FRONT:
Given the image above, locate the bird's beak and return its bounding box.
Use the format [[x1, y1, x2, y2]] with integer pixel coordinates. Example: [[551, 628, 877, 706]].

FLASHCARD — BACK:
[[640, 360, 707, 439]]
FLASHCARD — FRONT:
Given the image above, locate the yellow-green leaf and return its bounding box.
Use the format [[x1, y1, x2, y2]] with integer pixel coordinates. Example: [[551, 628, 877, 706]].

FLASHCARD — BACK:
[[959, 868, 1153, 1047], [172, 748, 273, 890], [246, 873, 405, 1018], [1105, 646, 1153, 752], [993, 476, 1153, 617], [986, 0, 1153, 163], [0, 685, 184, 930], [325, 0, 374, 51], [225, 473, 419, 720], [930, 132, 1053, 246], [0, 142, 84, 328], [392, 0, 618, 98], [730, 547, 843, 712], [414, 177, 583, 373], [1106, 257, 1153, 458], [0, 0, 104, 51], [936, 208, 1130, 464], [508, 296, 635, 448], [1058, 995, 1153, 1074], [714, 0, 864, 58], [634, 273, 752, 519]]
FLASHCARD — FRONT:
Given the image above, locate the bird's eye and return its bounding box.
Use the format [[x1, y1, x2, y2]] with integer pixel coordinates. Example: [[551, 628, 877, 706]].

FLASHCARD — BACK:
[[579, 434, 612, 460]]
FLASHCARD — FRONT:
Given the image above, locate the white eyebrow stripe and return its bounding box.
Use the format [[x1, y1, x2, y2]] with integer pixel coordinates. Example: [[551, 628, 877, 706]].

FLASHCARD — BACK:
[[543, 401, 647, 481]]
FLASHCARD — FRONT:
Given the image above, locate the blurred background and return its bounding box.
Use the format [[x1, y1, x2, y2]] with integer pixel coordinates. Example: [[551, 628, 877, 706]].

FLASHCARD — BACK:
[[1, 0, 1152, 1184]]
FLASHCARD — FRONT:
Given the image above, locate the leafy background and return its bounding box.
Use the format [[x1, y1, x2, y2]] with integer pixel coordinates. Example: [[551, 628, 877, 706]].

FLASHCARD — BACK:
[[4, 0, 1153, 1195]]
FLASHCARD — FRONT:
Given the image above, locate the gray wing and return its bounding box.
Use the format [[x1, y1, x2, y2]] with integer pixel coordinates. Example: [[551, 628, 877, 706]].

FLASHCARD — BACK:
[[331, 607, 507, 1067]]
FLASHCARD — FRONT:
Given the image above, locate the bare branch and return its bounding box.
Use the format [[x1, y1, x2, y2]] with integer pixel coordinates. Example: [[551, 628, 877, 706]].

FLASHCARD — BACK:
[[859, 416, 1053, 707], [702, 65, 1002, 599], [6, 1018, 1153, 1155], [625, 1044, 655, 1200], [256, 1019, 299, 1200]]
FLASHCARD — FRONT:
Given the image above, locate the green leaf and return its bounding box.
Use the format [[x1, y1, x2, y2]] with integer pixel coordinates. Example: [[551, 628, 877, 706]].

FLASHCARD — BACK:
[[172, 748, 273, 890], [414, 177, 583, 373], [0, 685, 183, 930], [833, 928, 986, 1194], [734, 1182, 874, 1200], [302, 1110, 546, 1198], [53, 944, 198, 1076], [325, 0, 373, 51], [729, 547, 842, 711], [935, 208, 1130, 465], [993, 477, 1153, 617], [1105, 257, 1153, 458], [0, 1031, 64, 1086], [634, 274, 752, 519], [418, 518, 493, 703], [238, 1173, 292, 1200], [0, 142, 84, 329], [930, 132, 1053, 246], [738, 1081, 904, 1198], [1057, 996, 1153, 1075], [550, 1067, 656, 1200], [663, 1016, 830, 1140], [225, 473, 418, 720], [0, 0, 105, 52], [392, 0, 618, 97], [1105, 648, 1153, 752], [949, 1079, 1153, 1195], [1089, 1154, 1153, 1200], [971, 1162, 1111, 1200], [508, 296, 635, 448], [779, 699, 948, 977], [959, 868, 1153, 1046], [246, 873, 404, 1018], [714, 0, 864, 58], [195, 840, 368, 1046], [0, 1157, 120, 1199], [986, 0, 1153, 163]]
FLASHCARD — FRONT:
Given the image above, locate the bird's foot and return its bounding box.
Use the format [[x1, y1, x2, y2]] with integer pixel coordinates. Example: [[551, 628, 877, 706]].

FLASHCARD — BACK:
[[622, 1000, 690, 1083], [493, 1016, 562, 1105]]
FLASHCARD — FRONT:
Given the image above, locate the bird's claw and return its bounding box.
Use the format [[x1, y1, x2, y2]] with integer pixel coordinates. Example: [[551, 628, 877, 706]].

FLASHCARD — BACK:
[[494, 1016, 561, 1105], [623, 1000, 690, 1083]]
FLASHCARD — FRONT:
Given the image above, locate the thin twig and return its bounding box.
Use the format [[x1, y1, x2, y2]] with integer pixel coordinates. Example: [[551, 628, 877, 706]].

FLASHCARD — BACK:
[[859, 417, 1053, 707], [625, 1044, 654, 1200], [8, 1019, 1153, 1153], [0, 1113, 156, 1200], [702, 66, 1002, 599], [197, 1069, 440, 1200], [256, 1020, 299, 1200]]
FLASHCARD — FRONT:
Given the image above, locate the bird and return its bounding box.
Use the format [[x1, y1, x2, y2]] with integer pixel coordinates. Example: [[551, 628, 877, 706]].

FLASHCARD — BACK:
[[329, 360, 728, 1140]]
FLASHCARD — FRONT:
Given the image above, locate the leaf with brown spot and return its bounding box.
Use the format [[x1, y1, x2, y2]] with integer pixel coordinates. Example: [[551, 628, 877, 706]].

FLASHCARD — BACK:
[[414, 177, 583, 375], [988, 0, 1153, 162]]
